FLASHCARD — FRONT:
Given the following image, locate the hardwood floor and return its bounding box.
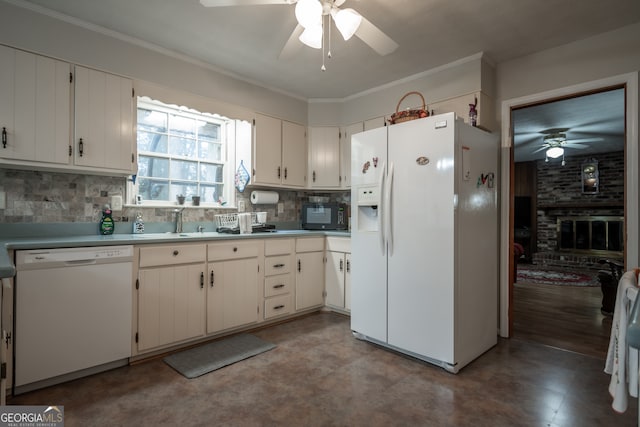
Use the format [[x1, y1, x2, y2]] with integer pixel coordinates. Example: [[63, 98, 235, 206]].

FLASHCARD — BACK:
[[513, 278, 612, 359]]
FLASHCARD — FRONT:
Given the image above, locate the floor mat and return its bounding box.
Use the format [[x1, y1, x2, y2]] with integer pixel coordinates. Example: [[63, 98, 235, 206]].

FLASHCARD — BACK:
[[516, 265, 600, 287], [163, 333, 276, 379]]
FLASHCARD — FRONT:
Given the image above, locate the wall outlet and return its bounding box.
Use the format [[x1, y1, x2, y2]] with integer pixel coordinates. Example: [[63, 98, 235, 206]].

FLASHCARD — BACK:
[[238, 200, 246, 212], [111, 195, 123, 211], [277, 202, 284, 213]]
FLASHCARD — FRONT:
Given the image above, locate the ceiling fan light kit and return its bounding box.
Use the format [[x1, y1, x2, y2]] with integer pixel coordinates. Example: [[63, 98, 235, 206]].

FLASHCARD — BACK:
[[200, 0, 397, 70], [546, 146, 564, 159]]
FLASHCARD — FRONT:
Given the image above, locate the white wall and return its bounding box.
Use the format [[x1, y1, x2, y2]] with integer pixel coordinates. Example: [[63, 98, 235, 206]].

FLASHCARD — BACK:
[[0, 1, 308, 124]]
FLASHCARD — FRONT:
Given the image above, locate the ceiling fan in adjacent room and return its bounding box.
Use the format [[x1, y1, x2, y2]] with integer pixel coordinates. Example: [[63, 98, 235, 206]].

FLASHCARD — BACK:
[[199, 0, 398, 70], [530, 128, 601, 165]]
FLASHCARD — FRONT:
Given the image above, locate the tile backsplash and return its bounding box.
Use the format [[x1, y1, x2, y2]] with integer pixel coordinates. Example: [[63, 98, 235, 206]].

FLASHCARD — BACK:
[[0, 169, 348, 229]]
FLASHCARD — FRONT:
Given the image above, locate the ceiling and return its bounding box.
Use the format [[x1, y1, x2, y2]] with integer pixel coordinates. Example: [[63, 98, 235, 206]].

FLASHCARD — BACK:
[[11, 0, 640, 100], [9, 0, 634, 162], [513, 88, 626, 162]]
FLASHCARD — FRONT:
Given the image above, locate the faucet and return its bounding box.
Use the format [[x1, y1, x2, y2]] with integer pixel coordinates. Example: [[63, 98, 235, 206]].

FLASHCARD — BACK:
[[173, 208, 184, 233]]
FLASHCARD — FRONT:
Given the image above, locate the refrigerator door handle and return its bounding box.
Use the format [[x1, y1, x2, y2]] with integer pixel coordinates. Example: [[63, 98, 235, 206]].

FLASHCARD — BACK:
[[378, 162, 386, 256], [385, 162, 394, 256]]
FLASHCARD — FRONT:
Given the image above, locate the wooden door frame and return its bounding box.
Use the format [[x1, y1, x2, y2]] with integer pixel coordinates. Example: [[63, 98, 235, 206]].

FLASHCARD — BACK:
[[499, 73, 639, 337]]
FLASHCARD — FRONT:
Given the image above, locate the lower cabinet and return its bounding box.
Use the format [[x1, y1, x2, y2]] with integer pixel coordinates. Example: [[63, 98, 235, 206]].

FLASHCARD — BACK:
[[207, 241, 262, 334], [324, 237, 351, 312], [295, 237, 325, 311], [137, 244, 207, 352]]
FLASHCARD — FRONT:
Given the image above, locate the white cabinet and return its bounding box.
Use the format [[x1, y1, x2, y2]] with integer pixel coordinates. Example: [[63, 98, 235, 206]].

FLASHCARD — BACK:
[[295, 237, 325, 311], [207, 241, 262, 333], [253, 113, 306, 187], [137, 244, 207, 352], [0, 45, 71, 165], [324, 237, 351, 312], [363, 116, 388, 131], [74, 65, 135, 173], [339, 122, 364, 188], [430, 91, 495, 132], [263, 239, 295, 320], [308, 126, 340, 188]]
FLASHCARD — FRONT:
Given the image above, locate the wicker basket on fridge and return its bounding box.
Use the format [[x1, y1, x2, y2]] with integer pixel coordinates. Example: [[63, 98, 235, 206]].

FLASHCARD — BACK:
[[389, 91, 429, 125]]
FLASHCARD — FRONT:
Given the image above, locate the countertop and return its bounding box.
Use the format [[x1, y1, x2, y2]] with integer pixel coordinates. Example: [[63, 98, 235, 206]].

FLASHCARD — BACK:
[[0, 229, 350, 279]]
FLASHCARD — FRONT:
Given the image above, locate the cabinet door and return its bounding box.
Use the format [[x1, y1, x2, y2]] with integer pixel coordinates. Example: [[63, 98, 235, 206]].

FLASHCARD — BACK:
[[0, 46, 70, 164], [364, 116, 387, 131], [207, 258, 259, 334], [74, 66, 134, 171], [281, 120, 306, 187], [253, 113, 282, 186], [324, 251, 345, 308], [295, 251, 325, 310], [340, 122, 363, 188], [308, 126, 340, 188], [137, 264, 205, 351]]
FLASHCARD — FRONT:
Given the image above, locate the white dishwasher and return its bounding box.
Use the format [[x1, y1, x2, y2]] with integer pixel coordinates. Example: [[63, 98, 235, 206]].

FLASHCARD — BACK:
[[14, 245, 133, 394]]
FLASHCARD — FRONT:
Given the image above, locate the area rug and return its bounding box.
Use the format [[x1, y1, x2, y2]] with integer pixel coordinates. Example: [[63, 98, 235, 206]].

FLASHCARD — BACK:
[[516, 265, 600, 287], [164, 333, 276, 379]]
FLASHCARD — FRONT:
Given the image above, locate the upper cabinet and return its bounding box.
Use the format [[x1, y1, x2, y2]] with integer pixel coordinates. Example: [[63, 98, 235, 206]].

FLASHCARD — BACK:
[[308, 126, 340, 188], [430, 91, 495, 132], [74, 66, 135, 173], [339, 122, 364, 189], [253, 113, 306, 188], [0, 45, 71, 165], [363, 116, 388, 131], [0, 46, 136, 176]]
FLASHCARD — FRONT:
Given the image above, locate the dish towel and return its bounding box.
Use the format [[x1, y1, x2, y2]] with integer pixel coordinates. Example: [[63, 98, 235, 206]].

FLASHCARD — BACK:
[[605, 269, 639, 413]]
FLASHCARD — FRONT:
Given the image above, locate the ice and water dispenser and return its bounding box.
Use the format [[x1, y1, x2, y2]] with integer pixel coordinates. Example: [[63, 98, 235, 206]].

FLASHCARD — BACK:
[[355, 184, 381, 232]]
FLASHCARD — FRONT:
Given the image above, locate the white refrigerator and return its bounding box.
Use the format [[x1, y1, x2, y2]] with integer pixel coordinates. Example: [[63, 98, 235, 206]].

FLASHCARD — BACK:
[[350, 112, 498, 373]]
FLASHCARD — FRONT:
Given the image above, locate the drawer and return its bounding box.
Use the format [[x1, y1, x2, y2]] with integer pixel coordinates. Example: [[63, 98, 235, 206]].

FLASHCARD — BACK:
[[295, 237, 324, 253], [208, 241, 261, 261], [265, 238, 294, 256], [264, 255, 292, 276], [264, 274, 292, 297], [326, 237, 350, 253], [264, 294, 293, 319], [139, 244, 206, 267]]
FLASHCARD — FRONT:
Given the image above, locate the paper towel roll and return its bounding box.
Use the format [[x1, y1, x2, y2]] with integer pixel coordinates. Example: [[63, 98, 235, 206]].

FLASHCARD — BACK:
[[251, 190, 279, 204]]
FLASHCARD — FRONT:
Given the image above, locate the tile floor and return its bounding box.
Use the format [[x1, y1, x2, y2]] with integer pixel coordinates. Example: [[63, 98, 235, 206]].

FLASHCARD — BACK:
[[9, 312, 637, 426]]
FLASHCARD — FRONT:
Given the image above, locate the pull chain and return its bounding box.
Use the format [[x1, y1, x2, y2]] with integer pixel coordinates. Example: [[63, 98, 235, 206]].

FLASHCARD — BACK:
[[327, 12, 332, 59], [321, 14, 326, 71]]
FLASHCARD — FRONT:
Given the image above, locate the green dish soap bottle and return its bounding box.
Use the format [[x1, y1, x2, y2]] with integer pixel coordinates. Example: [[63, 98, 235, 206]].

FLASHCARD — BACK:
[[100, 205, 115, 235]]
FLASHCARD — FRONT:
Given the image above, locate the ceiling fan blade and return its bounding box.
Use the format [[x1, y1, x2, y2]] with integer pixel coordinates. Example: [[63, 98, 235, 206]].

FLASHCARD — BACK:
[[279, 24, 304, 59], [566, 137, 603, 143], [564, 143, 588, 149], [200, 0, 295, 7], [532, 146, 549, 154], [354, 16, 398, 56]]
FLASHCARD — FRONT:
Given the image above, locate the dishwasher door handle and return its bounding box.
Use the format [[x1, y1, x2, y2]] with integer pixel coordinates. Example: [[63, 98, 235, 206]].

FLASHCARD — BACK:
[[64, 259, 98, 266]]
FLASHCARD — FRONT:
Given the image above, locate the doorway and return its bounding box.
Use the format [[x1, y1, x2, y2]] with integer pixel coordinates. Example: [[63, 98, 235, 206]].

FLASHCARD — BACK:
[[498, 73, 639, 355]]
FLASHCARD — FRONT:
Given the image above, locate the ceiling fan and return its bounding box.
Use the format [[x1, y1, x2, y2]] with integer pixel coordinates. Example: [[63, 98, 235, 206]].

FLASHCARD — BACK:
[[531, 128, 601, 165], [199, 0, 398, 67]]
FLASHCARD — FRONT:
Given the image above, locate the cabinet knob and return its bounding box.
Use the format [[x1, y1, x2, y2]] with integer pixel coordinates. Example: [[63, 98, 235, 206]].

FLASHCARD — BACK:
[[233, 247, 238, 252], [173, 250, 179, 256]]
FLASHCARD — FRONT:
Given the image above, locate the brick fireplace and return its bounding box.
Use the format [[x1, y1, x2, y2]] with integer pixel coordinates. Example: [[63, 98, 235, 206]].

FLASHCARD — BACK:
[[515, 150, 624, 273]]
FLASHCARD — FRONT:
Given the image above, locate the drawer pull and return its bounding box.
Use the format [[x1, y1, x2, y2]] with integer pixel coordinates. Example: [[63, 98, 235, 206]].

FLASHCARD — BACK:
[[200, 272, 204, 289], [2, 127, 6, 148], [173, 250, 179, 256], [273, 263, 285, 268], [273, 284, 285, 289], [210, 270, 214, 287], [273, 304, 285, 310]]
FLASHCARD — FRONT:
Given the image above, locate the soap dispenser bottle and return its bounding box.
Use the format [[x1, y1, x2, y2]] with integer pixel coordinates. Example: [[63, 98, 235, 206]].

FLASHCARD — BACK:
[[99, 205, 115, 235], [133, 212, 145, 234]]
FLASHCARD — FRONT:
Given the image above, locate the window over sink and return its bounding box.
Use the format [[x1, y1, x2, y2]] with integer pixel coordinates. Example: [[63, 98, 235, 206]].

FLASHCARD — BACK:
[[129, 97, 250, 208]]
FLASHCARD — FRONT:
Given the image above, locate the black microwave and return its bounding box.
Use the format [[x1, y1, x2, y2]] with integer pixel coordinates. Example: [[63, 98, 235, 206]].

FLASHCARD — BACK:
[[301, 202, 348, 230]]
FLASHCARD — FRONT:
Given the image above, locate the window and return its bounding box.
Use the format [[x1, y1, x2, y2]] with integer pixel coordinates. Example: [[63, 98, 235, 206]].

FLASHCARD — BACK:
[[133, 98, 237, 207]]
